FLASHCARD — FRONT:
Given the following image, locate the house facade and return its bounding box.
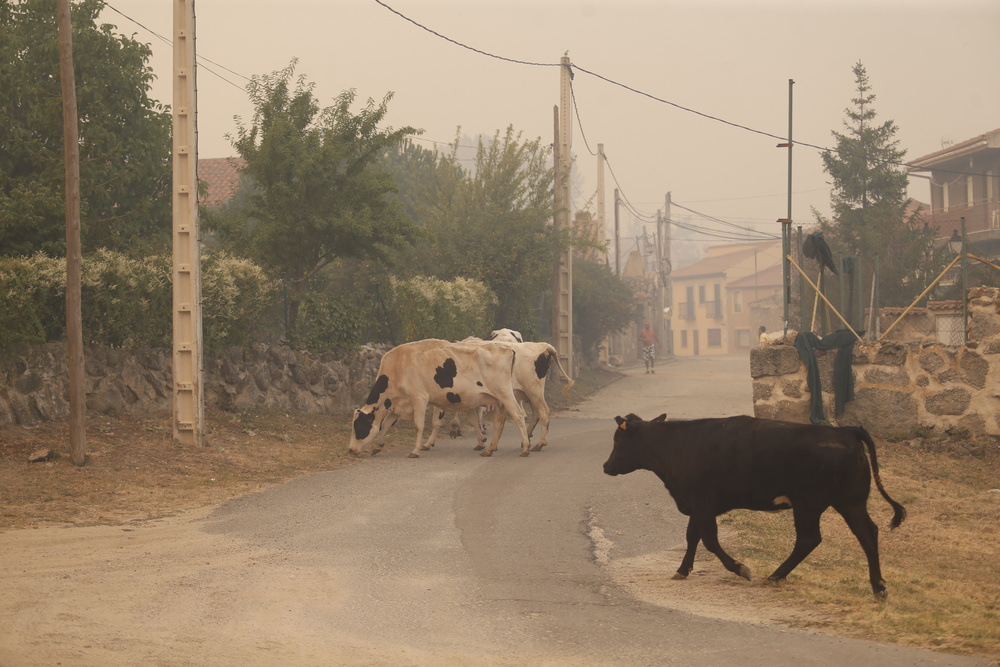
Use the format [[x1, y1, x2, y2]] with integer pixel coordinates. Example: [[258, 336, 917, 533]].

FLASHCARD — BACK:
[[668, 241, 781, 356], [908, 128, 1000, 254]]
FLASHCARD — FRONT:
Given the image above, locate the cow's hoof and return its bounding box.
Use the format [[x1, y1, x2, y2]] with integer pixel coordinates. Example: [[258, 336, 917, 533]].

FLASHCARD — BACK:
[[736, 564, 752, 581], [480, 451, 493, 457], [473, 444, 485, 451], [766, 575, 784, 585], [420, 445, 432, 451], [519, 450, 530, 457], [408, 452, 420, 458], [671, 572, 688, 581], [874, 588, 888, 601], [530, 443, 546, 452]]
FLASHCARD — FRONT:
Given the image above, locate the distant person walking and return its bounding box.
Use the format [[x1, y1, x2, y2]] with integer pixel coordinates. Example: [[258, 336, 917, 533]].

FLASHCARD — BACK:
[[758, 325, 768, 346], [638, 322, 660, 374]]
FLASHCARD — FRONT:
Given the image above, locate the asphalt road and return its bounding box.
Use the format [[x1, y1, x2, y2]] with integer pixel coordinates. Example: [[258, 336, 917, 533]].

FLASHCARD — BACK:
[[200, 355, 987, 666]]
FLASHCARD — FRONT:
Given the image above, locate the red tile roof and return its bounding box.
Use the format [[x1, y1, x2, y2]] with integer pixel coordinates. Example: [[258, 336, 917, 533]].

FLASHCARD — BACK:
[[198, 157, 244, 208]]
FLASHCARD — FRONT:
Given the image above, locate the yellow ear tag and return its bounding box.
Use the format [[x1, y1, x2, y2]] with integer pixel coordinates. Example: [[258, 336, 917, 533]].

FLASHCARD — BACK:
[[619, 422, 627, 430]]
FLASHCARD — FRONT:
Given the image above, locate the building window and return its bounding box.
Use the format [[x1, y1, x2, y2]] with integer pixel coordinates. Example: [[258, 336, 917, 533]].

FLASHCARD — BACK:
[[698, 285, 706, 303], [681, 330, 688, 348], [707, 328, 722, 347], [733, 290, 743, 314], [736, 328, 751, 348]]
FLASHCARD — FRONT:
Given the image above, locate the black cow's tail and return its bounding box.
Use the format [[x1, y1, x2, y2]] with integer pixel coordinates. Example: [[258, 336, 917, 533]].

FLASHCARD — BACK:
[[855, 426, 907, 529]]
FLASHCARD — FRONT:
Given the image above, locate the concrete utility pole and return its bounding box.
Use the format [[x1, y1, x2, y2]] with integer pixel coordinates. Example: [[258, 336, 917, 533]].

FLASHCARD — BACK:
[[172, 0, 204, 445], [551, 55, 573, 376], [56, 0, 86, 466]]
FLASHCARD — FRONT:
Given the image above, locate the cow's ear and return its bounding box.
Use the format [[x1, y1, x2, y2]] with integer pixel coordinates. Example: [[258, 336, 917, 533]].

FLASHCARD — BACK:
[[614, 415, 626, 429], [652, 413, 667, 423]]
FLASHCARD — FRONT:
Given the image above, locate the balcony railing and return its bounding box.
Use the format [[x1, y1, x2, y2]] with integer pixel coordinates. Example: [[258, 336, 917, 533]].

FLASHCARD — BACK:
[[704, 300, 723, 319]]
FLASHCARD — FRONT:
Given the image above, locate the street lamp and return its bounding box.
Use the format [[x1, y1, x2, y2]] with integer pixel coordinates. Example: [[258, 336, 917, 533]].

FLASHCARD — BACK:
[[948, 229, 962, 254]]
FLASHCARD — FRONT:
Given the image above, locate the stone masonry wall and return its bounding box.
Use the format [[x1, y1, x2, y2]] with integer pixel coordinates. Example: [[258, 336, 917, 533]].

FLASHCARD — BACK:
[[751, 286, 1000, 439], [0, 342, 388, 426]]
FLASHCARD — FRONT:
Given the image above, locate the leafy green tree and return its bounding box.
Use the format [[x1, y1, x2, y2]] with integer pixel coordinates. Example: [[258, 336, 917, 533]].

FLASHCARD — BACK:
[[0, 0, 172, 256], [393, 127, 567, 332], [572, 257, 639, 363], [212, 61, 419, 337], [816, 61, 931, 307]]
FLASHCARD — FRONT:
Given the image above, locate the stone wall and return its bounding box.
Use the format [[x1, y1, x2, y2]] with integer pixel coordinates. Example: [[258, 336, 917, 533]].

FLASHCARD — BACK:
[[751, 286, 1000, 439], [0, 342, 388, 426]]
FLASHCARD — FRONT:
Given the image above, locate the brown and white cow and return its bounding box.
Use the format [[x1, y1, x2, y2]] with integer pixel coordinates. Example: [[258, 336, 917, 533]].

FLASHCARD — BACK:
[[481, 331, 574, 451], [348, 339, 531, 458], [603, 413, 907, 598], [423, 331, 574, 452]]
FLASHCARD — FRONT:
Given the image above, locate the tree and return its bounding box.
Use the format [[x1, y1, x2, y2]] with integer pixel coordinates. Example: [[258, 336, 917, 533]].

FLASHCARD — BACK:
[[393, 127, 568, 333], [572, 257, 638, 363], [0, 0, 172, 256], [816, 61, 931, 307], [214, 61, 419, 336]]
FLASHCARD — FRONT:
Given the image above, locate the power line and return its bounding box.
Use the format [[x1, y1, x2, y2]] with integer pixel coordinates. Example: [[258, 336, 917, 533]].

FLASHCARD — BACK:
[[103, 3, 249, 92], [372, 0, 993, 181]]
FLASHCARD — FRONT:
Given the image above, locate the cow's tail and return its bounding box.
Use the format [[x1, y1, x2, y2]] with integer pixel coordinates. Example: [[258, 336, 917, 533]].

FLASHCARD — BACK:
[[855, 426, 907, 529], [546, 345, 575, 398]]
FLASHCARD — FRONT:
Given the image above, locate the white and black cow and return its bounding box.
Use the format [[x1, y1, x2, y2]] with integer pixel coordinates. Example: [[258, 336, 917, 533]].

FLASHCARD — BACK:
[[348, 339, 531, 458], [489, 327, 523, 343], [423, 331, 573, 452], [604, 413, 907, 598]]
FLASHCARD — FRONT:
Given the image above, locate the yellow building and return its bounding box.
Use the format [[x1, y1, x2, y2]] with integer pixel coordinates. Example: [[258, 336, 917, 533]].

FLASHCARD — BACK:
[[669, 242, 782, 356]]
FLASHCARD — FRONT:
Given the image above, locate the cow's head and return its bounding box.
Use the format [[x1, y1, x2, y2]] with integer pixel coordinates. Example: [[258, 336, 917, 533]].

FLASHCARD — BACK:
[[603, 413, 667, 476], [348, 403, 388, 455], [489, 328, 523, 343], [348, 374, 393, 455]]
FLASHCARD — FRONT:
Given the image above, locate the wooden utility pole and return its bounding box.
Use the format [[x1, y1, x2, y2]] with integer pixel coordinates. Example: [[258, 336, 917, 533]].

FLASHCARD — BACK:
[[663, 192, 673, 355], [551, 55, 573, 376], [614, 188, 621, 276], [57, 0, 86, 466], [597, 144, 606, 265], [172, 0, 204, 445]]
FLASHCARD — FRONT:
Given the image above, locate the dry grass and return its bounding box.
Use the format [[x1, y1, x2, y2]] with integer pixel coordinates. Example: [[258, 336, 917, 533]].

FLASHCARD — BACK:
[[0, 409, 361, 529], [720, 440, 1000, 661]]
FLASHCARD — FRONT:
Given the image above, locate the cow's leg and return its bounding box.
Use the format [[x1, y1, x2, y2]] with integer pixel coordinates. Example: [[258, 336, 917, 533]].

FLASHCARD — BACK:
[[409, 400, 429, 458], [673, 517, 701, 580], [695, 514, 751, 580], [527, 395, 550, 452], [371, 412, 399, 456], [421, 409, 446, 451], [835, 502, 886, 598], [767, 505, 825, 584], [449, 413, 463, 438], [506, 400, 532, 457], [473, 407, 488, 451], [480, 407, 507, 457]]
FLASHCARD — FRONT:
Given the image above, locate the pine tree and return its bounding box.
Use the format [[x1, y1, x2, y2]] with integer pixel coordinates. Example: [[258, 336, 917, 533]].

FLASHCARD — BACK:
[[817, 61, 931, 307]]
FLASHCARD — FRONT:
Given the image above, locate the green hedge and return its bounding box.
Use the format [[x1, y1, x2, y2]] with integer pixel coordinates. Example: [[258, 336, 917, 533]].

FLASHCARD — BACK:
[[389, 275, 496, 342], [0, 251, 276, 353]]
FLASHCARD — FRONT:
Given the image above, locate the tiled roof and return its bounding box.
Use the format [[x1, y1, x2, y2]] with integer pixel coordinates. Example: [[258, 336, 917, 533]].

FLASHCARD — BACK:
[[198, 157, 245, 208], [726, 261, 783, 289]]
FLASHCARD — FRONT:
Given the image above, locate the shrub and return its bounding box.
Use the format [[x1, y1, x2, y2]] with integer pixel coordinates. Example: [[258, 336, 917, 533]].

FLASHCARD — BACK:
[[389, 276, 496, 342], [0, 251, 276, 353], [202, 253, 277, 348], [295, 292, 366, 350]]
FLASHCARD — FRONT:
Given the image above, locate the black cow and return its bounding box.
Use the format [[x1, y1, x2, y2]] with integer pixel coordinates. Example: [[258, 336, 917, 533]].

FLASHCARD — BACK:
[[603, 413, 907, 598]]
